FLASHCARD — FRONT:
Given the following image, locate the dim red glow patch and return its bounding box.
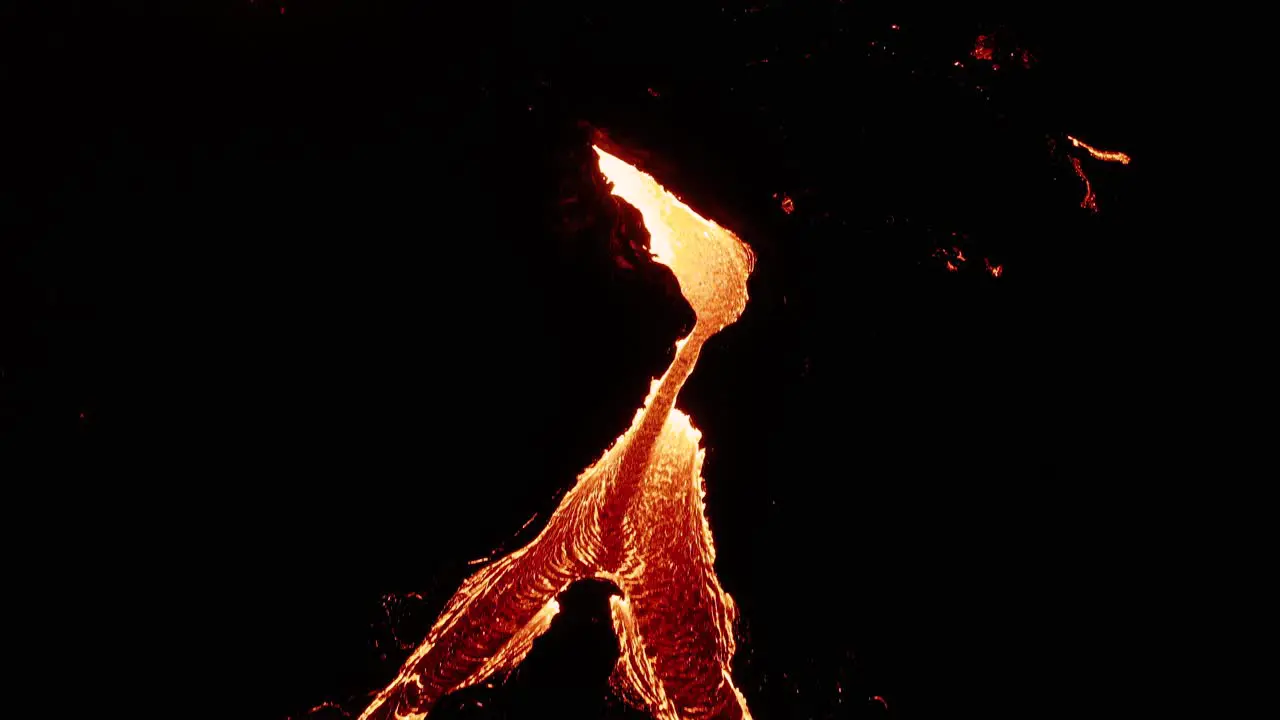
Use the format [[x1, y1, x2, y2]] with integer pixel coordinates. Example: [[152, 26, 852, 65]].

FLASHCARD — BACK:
[[304, 701, 351, 718], [972, 35, 994, 61]]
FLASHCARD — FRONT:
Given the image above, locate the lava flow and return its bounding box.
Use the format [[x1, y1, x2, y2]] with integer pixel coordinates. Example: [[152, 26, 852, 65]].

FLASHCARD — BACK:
[[1066, 135, 1131, 165], [1069, 156, 1098, 213], [358, 146, 756, 720]]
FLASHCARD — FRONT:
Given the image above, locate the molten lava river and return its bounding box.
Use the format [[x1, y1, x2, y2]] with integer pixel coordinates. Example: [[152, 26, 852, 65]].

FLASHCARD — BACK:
[[359, 147, 756, 720]]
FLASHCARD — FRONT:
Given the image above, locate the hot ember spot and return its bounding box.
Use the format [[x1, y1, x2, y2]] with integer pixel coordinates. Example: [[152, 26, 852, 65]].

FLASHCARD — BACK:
[[358, 147, 755, 720]]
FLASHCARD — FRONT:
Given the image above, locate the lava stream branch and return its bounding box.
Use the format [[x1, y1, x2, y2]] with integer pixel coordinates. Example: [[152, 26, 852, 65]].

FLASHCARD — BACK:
[[358, 147, 755, 720], [1067, 135, 1131, 165], [1069, 156, 1097, 213]]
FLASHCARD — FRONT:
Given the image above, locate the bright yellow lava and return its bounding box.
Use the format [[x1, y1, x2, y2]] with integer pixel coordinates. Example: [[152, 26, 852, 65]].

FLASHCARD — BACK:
[[359, 146, 755, 720]]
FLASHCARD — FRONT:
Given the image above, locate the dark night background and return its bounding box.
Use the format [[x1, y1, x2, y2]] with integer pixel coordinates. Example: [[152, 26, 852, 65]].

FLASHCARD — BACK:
[[3, 2, 1157, 719]]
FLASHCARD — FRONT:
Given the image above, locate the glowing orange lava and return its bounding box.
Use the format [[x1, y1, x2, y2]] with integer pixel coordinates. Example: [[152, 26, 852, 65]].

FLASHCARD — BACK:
[[358, 146, 755, 720], [1067, 135, 1131, 165], [1070, 156, 1098, 213], [933, 246, 966, 271]]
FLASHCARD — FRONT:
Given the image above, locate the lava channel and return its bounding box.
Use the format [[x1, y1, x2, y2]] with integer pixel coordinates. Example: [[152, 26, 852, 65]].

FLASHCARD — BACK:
[[358, 146, 756, 720], [1067, 135, 1131, 165]]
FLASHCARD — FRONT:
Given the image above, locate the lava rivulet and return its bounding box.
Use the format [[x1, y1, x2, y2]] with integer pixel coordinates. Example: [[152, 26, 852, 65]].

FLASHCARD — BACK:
[[1067, 135, 1131, 165], [358, 146, 755, 720], [1070, 156, 1098, 213]]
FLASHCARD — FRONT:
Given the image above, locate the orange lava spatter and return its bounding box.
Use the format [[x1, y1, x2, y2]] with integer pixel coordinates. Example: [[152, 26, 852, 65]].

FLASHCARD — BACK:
[[358, 146, 756, 720], [972, 35, 994, 61]]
